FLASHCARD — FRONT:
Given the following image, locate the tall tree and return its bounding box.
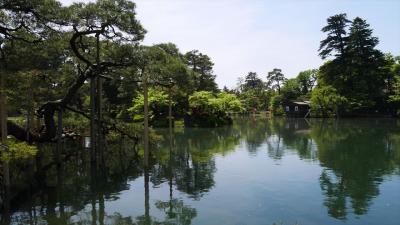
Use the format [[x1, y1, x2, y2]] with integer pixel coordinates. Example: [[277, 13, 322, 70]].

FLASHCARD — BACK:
[[319, 13, 350, 59], [243, 72, 264, 92], [184, 50, 218, 92], [267, 68, 286, 94], [0, 0, 62, 143], [316, 14, 389, 113], [297, 69, 318, 95], [281, 78, 301, 101], [236, 72, 270, 111], [3, 0, 146, 142], [346, 17, 386, 107], [347, 17, 379, 59]]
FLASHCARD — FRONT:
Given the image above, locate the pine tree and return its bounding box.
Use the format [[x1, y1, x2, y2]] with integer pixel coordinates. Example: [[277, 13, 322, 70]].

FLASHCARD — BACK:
[[319, 13, 351, 59]]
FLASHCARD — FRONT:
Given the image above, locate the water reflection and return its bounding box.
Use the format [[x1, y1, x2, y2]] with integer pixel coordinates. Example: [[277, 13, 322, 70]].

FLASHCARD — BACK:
[[1, 118, 399, 224], [258, 118, 399, 220], [311, 119, 400, 219]]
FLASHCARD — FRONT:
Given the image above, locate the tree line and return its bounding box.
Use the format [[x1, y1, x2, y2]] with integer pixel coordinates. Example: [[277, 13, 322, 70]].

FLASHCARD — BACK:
[[229, 13, 399, 117], [0, 0, 234, 149], [1, 1, 400, 150]]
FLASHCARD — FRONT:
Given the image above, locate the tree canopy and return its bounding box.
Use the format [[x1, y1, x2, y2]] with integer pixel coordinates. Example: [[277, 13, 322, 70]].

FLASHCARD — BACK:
[[315, 13, 397, 115]]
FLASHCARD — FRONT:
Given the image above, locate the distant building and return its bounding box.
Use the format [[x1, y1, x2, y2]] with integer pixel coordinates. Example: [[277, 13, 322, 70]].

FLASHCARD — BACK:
[[284, 101, 311, 117]]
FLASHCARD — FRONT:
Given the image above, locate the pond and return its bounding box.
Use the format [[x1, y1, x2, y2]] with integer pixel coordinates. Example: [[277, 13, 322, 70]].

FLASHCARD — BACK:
[[1, 117, 400, 225]]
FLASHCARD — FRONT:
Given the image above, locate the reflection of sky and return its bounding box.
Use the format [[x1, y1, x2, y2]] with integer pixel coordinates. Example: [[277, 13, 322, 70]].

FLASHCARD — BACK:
[[95, 139, 400, 225], [207, 148, 325, 225], [104, 180, 175, 221]]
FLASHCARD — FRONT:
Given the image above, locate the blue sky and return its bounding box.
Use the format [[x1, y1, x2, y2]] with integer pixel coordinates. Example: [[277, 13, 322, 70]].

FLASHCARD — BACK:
[[60, 0, 400, 88]]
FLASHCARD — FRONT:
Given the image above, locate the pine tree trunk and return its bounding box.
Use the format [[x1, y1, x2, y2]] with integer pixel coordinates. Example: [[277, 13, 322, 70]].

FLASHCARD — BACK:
[[168, 87, 173, 129], [90, 76, 97, 163], [96, 35, 103, 164], [0, 69, 6, 142], [56, 110, 63, 166], [0, 69, 10, 213], [143, 72, 149, 167], [97, 76, 103, 164]]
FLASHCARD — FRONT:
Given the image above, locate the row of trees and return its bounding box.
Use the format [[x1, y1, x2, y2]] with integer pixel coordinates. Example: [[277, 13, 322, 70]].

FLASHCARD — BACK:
[[230, 14, 400, 117], [231, 68, 317, 114], [1, 2, 400, 150], [0, 1, 231, 210], [0, 0, 231, 148], [105, 44, 223, 124]]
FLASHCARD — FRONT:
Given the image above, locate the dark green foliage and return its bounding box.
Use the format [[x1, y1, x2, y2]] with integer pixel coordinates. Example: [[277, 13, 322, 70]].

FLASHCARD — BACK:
[[1, 0, 234, 143], [184, 50, 218, 93], [315, 14, 396, 115], [236, 72, 270, 111], [268, 69, 317, 114], [311, 85, 348, 117], [129, 87, 173, 126], [387, 55, 400, 115], [267, 68, 286, 94], [186, 113, 233, 127], [297, 69, 318, 95], [281, 78, 301, 101], [1, 137, 37, 162], [269, 95, 284, 115], [319, 13, 350, 59], [243, 72, 264, 92]]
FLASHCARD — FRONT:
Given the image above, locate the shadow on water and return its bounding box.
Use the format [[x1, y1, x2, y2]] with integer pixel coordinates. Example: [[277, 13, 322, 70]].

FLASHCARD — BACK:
[[1, 117, 399, 224]]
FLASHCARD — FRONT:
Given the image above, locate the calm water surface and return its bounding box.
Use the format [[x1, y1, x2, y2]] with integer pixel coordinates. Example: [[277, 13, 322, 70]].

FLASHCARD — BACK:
[[1, 118, 400, 225]]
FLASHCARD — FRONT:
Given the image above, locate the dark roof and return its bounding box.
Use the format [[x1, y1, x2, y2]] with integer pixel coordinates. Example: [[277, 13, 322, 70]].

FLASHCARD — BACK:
[[288, 101, 310, 106]]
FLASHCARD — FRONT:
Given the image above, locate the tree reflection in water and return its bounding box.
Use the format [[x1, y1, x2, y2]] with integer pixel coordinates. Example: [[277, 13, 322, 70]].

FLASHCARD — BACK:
[[1, 118, 399, 224], [311, 119, 399, 219], [262, 118, 400, 220]]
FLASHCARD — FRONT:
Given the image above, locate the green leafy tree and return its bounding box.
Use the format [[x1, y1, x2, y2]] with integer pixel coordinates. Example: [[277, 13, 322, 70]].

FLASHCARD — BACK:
[[184, 50, 218, 93], [137, 44, 200, 119], [346, 17, 386, 107], [2, 0, 146, 142], [347, 17, 379, 59], [242, 72, 264, 92], [388, 76, 400, 114], [129, 87, 174, 126], [281, 78, 302, 101], [211, 92, 244, 113], [154, 43, 195, 115], [130, 88, 173, 116], [188, 91, 215, 113], [269, 69, 316, 114], [317, 14, 389, 113], [297, 69, 318, 95], [188, 91, 243, 127], [269, 95, 284, 115], [0, 0, 64, 145], [237, 72, 269, 111], [311, 84, 348, 117], [267, 68, 286, 94], [240, 90, 265, 111]]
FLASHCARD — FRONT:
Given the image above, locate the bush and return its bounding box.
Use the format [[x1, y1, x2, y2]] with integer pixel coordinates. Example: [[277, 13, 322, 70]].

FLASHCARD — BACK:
[[311, 84, 348, 117], [270, 95, 283, 115], [186, 91, 242, 127], [1, 138, 38, 162]]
